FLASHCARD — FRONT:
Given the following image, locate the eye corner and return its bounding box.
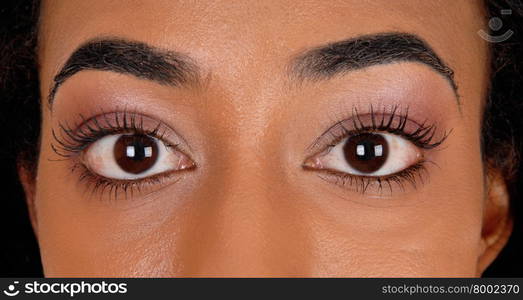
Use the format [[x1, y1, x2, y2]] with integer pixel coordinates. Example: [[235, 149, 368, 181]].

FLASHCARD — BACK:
[[176, 154, 197, 171], [302, 154, 323, 170], [166, 143, 197, 171]]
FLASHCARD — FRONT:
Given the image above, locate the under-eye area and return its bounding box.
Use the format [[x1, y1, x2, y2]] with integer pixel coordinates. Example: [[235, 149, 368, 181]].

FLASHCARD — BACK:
[[50, 110, 196, 200], [303, 104, 451, 195]]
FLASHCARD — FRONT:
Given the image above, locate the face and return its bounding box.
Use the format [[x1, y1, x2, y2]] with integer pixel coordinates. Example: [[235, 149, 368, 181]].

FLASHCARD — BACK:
[[29, 0, 510, 277]]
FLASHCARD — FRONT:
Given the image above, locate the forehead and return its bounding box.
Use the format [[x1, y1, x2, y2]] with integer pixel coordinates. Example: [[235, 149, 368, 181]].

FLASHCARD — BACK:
[[38, 0, 487, 99]]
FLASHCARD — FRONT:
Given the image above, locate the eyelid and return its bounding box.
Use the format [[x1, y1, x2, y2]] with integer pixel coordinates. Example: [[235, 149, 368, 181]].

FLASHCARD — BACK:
[[307, 104, 450, 157], [81, 133, 194, 181], [50, 110, 195, 201], [302, 104, 450, 195], [51, 111, 192, 159], [305, 132, 423, 177]]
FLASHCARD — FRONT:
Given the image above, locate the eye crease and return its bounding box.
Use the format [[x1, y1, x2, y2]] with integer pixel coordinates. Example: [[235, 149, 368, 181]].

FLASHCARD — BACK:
[[304, 105, 451, 194]]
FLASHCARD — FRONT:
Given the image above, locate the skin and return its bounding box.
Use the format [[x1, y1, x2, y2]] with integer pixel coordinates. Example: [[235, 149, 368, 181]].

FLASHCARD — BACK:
[[22, 0, 512, 277]]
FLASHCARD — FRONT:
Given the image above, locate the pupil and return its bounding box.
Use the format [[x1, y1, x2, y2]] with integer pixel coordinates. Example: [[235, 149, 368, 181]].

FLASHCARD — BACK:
[[114, 135, 159, 174], [342, 133, 388, 173]]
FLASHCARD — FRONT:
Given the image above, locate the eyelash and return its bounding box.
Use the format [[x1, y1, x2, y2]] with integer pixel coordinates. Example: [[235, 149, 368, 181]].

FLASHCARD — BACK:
[[51, 111, 178, 200], [318, 161, 429, 195], [51, 111, 169, 157], [310, 104, 451, 194], [51, 106, 449, 198]]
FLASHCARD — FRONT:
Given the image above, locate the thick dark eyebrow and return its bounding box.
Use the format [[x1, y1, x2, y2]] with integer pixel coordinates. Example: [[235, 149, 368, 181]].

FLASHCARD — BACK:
[[290, 32, 459, 103], [47, 38, 199, 108]]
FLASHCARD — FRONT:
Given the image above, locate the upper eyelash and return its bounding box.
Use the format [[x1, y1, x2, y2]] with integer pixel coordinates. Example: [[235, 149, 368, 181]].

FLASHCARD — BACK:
[[51, 106, 447, 198], [313, 104, 451, 152], [306, 104, 451, 195], [51, 111, 168, 159], [50, 111, 182, 200]]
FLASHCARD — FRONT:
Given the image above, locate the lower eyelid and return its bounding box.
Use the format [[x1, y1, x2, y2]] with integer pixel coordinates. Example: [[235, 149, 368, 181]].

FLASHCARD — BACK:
[[308, 132, 423, 177], [53, 107, 445, 199], [82, 134, 186, 180], [50, 111, 196, 200], [304, 105, 449, 195], [70, 161, 186, 201], [313, 160, 430, 196]]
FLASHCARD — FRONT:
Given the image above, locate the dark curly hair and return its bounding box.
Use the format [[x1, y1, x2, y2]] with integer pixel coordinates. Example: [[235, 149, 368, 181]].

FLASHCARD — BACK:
[[0, 0, 522, 276]]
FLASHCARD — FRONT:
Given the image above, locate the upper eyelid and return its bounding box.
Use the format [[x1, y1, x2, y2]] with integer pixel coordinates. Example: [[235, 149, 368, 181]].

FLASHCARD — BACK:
[[307, 105, 450, 155], [51, 111, 192, 157]]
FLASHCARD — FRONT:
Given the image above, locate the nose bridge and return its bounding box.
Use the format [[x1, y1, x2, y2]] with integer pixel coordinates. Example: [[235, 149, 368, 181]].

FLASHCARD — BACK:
[[207, 165, 276, 273], [180, 152, 290, 275], [176, 112, 312, 276], [168, 56, 315, 274]]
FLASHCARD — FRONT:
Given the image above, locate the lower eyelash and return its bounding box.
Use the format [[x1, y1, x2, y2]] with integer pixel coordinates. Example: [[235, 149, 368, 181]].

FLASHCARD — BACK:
[[72, 162, 181, 201], [315, 160, 429, 195], [50, 111, 178, 200], [308, 104, 450, 194]]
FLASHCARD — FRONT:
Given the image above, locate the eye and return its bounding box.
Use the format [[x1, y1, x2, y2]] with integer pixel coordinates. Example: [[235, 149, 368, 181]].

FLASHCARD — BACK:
[[305, 132, 422, 177], [83, 133, 194, 180]]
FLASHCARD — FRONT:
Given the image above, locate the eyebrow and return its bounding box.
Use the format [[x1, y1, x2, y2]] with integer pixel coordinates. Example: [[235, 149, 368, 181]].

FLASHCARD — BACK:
[[47, 38, 199, 108], [290, 32, 459, 103]]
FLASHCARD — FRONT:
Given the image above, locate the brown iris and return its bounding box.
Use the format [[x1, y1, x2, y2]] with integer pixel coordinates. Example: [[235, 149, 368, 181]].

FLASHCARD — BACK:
[[114, 135, 159, 174], [342, 133, 388, 173]]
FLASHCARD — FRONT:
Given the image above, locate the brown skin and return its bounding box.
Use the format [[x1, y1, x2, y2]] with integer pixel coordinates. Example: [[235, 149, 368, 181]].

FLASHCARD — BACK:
[[20, 0, 512, 276]]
